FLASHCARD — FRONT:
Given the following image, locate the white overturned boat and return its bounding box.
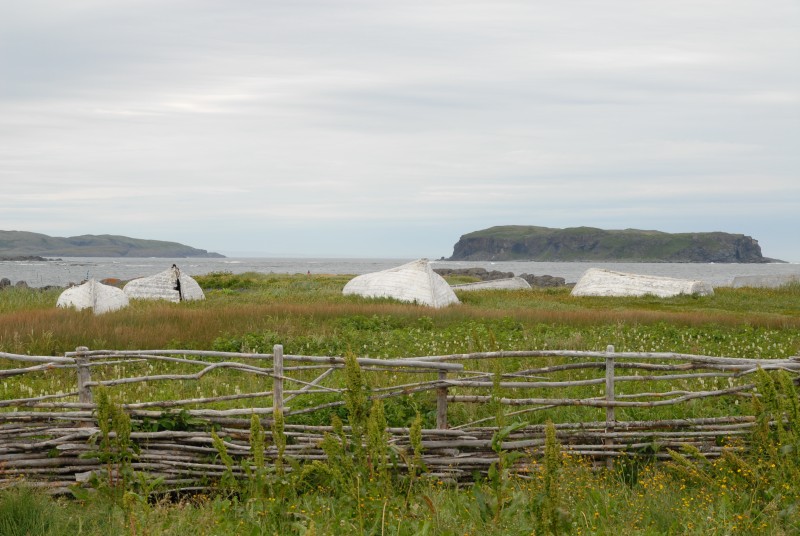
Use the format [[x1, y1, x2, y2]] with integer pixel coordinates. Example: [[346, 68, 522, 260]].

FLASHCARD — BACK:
[[123, 265, 205, 303], [57, 279, 129, 314], [343, 259, 460, 308], [571, 268, 714, 297]]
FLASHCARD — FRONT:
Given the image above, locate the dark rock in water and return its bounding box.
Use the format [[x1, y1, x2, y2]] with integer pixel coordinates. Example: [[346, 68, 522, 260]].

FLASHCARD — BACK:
[[434, 267, 567, 288], [0, 278, 60, 291], [519, 273, 566, 287], [434, 267, 515, 281]]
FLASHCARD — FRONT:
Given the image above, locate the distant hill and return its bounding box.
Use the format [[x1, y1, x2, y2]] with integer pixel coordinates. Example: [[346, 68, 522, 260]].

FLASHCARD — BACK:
[[0, 230, 224, 258], [449, 226, 778, 263]]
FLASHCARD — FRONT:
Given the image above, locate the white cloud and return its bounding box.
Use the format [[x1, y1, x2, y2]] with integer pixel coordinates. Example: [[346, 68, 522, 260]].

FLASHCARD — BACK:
[[0, 0, 797, 259]]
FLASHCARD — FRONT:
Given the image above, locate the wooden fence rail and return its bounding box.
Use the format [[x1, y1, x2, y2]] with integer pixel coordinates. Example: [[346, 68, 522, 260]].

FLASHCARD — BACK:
[[2, 345, 799, 493]]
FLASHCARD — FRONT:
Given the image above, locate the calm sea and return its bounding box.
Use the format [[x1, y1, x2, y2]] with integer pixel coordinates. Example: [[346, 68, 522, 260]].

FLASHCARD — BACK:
[[2, 257, 799, 288]]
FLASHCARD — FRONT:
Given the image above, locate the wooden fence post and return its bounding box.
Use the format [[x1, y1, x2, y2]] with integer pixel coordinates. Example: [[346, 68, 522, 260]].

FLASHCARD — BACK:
[[273, 344, 284, 416], [605, 344, 615, 469], [75, 346, 92, 404], [436, 370, 448, 429]]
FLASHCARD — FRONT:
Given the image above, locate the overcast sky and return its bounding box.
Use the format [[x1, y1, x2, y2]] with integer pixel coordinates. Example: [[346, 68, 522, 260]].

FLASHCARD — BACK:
[[2, 1, 798, 260]]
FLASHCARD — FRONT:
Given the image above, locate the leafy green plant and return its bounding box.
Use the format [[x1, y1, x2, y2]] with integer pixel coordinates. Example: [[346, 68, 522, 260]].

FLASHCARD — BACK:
[[211, 430, 238, 491], [88, 387, 137, 498], [272, 407, 287, 477], [406, 411, 426, 491], [366, 398, 389, 486], [138, 408, 208, 432], [539, 420, 566, 533], [343, 351, 370, 457], [245, 413, 268, 497], [483, 420, 528, 523]]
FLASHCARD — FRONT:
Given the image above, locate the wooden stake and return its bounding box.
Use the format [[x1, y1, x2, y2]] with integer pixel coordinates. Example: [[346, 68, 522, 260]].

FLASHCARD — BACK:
[[437, 370, 448, 429], [273, 344, 284, 416], [605, 344, 615, 469], [75, 347, 92, 405]]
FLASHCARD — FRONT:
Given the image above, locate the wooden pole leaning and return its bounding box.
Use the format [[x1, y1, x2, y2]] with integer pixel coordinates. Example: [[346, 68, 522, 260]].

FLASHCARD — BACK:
[[75, 346, 93, 405], [605, 344, 616, 469], [273, 344, 284, 417], [437, 370, 448, 429], [75, 346, 93, 428]]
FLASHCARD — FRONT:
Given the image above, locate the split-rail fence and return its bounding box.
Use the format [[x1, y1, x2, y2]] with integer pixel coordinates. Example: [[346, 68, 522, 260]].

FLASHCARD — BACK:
[[2, 345, 799, 494]]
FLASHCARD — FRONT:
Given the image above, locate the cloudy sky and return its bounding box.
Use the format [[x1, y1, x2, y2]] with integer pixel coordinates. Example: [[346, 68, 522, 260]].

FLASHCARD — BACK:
[[2, 1, 798, 260]]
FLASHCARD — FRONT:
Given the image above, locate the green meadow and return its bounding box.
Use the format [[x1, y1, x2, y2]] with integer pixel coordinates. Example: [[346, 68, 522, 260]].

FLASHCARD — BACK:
[[1, 273, 799, 535]]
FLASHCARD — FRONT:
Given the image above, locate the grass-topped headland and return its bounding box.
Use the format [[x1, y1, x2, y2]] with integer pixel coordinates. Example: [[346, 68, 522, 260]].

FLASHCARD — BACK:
[[0, 229, 224, 258], [449, 225, 775, 263], [1, 272, 799, 534]]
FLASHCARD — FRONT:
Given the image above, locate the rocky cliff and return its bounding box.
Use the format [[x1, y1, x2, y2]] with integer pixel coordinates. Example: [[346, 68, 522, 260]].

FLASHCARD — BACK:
[[0, 230, 224, 258], [449, 226, 771, 263]]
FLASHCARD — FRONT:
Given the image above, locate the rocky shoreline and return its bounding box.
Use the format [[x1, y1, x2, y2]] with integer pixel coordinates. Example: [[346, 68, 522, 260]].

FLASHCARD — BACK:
[[0, 255, 56, 262], [0, 257, 57, 289], [0, 278, 30, 289]]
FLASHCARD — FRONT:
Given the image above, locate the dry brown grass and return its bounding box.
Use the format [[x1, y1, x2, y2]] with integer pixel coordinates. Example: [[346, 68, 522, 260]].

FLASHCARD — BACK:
[[1, 275, 798, 355], [2, 297, 798, 356]]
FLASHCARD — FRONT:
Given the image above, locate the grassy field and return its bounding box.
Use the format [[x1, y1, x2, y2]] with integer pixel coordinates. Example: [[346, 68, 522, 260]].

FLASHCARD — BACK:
[[1, 273, 799, 535]]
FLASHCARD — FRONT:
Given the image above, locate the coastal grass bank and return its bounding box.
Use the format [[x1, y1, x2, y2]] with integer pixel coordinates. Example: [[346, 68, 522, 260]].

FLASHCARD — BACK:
[[0, 272, 799, 534]]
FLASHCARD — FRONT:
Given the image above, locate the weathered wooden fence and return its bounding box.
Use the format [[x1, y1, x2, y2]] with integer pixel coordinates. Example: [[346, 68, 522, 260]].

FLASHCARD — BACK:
[[2, 345, 799, 494]]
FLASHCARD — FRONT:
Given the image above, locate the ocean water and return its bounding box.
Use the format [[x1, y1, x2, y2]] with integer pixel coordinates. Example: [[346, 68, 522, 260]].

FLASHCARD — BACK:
[[2, 257, 799, 288]]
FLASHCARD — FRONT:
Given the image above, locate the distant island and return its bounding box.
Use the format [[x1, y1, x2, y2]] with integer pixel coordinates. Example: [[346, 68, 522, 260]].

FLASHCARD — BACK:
[[0, 230, 224, 258], [448, 226, 780, 263]]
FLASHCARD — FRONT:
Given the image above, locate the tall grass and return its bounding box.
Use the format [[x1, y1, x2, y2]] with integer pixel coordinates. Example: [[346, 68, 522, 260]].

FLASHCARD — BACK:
[[2, 273, 798, 426], [2, 273, 800, 534], [1, 273, 798, 355], [0, 486, 79, 536]]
